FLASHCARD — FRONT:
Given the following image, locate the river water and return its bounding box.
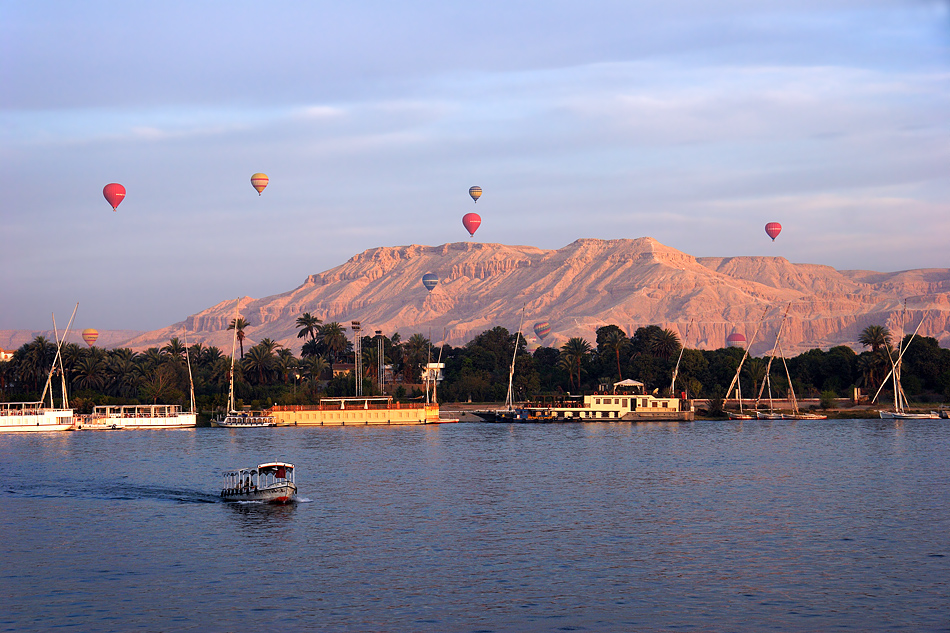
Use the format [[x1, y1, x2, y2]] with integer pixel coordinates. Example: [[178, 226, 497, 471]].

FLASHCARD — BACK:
[[1, 420, 947, 632]]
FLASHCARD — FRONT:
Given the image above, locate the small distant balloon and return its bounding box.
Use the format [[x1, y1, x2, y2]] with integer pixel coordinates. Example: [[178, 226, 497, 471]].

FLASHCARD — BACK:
[[251, 173, 269, 195], [765, 222, 782, 241], [469, 186, 482, 203], [103, 183, 126, 211], [82, 328, 99, 347], [422, 272, 439, 292], [533, 322, 552, 341], [462, 212, 481, 237]]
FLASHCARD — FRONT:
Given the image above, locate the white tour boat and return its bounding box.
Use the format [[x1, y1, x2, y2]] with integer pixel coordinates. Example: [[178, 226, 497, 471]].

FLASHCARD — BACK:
[[81, 404, 197, 430], [0, 402, 74, 433], [221, 462, 297, 504], [1, 305, 79, 433]]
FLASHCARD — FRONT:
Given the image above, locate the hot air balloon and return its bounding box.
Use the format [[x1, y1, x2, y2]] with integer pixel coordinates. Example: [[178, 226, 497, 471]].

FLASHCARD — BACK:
[[103, 183, 126, 211], [765, 222, 782, 241], [82, 328, 99, 347], [533, 322, 552, 341], [726, 331, 746, 348], [422, 272, 439, 292], [462, 212, 481, 237], [251, 173, 269, 195], [469, 186, 482, 203]]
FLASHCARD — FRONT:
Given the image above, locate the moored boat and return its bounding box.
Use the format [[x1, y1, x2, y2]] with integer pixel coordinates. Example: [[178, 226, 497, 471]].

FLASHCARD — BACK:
[[0, 402, 74, 432], [221, 462, 297, 504], [213, 411, 277, 428], [79, 404, 197, 430]]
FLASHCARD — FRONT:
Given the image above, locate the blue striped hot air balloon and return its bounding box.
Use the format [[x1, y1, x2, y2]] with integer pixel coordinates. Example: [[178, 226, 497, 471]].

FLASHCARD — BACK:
[[422, 273, 439, 292], [533, 322, 552, 341]]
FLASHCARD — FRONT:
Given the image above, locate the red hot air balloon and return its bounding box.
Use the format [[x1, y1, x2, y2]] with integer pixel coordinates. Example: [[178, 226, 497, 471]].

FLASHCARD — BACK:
[[103, 183, 126, 211], [251, 173, 269, 195], [82, 328, 99, 347], [462, 212, 481, 237], [765, 222, 782, 241]]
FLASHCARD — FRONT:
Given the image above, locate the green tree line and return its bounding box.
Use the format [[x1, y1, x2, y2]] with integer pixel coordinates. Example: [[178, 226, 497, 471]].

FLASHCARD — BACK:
[[3, 316, 949, 411]]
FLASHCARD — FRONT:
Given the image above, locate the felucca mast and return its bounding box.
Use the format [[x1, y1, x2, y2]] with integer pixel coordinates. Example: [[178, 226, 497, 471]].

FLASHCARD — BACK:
[[184, 334, 196, 414], [228, 301, 240, 413], [670, 319, 692, 397], [40, 303, 78, 409], [755, 303, 791, 411], [505, 305, 526, 411], [724, 305, 769, 411]]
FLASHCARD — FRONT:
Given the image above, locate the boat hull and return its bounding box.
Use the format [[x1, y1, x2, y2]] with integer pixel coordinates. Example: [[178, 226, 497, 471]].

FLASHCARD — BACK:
[[879, 411, 940, 419], [221, 483, 297, 504]]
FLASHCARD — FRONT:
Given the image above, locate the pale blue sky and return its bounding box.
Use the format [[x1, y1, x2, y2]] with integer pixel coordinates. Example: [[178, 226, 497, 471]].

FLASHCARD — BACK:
[[2, 1, 949, 330]]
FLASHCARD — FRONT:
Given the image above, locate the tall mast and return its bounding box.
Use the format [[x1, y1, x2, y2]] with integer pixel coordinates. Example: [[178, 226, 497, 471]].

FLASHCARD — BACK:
[[40, 303, 78, 409], [755, 303, 790, 411], [505, 305, 526, 411], [670, 319, 692, 397], [724, 305, 769, 406], [184, 335, 196, 414], [228, 301, 239, 413]]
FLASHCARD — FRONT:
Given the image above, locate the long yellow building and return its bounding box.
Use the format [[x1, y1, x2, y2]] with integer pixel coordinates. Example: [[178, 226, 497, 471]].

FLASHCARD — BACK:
[[270, 397, 441, 426]]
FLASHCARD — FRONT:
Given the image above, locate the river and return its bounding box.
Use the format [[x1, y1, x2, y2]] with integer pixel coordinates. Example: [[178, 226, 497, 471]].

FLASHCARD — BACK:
[[1, 419, 947, 632]]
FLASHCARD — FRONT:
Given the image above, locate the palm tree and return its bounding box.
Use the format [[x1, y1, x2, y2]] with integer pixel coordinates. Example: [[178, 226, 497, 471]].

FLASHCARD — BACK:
[[650, 328, 681, 361], [318, 322, 348, 364], [743, 358, 767, 398], [859, 325, 892, 353], [559, 337, 592, 391], [73, 355, 107, 391], [304, 355, 329, 383], [601, 330, 628, 379], [243, 344, 275, 385], [228, 317, 251, 359], [296, 313, 323, 345], [403, 333, 431, 384], [162, 338, 187, 365]]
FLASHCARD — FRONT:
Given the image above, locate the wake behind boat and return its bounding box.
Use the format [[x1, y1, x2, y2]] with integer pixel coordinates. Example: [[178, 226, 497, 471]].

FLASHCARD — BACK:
[[221, 462, 297, 504]]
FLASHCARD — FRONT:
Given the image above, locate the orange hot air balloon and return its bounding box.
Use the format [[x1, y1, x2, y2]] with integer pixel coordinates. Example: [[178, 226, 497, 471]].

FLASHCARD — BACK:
[[82, 328, 99, 347], [462, 212, 481, 237], [469, 186, 482, 203], [251, 173, 269, 195], [765, 222, 782, 241], [103, 183, 126, 211]]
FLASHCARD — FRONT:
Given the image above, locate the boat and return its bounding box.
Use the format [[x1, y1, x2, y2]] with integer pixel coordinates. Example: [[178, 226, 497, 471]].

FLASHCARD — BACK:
[[221, 462, 297, 504], [80, 404, 197, 430], [753, 305, 827, 420], [873, 305, 940, 419], [1, 305, 78, 433], [513, 380, 694, 421], [0, 402, 75, 433], [270, 396, 442, 425], [212, 303, 276, 428]]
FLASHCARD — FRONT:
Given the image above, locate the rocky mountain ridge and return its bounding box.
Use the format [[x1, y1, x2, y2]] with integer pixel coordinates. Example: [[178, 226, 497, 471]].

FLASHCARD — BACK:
[[9, 238, 950, 356]]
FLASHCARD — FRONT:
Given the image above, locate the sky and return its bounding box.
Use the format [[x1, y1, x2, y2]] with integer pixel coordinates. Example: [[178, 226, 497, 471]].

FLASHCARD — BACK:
[[2, 1, 949, 332]]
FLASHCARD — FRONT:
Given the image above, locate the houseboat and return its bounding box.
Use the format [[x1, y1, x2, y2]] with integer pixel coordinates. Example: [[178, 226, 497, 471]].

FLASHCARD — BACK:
[[515, 380, 694, 422], [269, 396, 443, 426]]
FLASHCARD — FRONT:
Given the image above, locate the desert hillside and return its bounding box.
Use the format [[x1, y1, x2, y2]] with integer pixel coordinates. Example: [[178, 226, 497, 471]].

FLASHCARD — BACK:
[[84, 237, 947, 357]]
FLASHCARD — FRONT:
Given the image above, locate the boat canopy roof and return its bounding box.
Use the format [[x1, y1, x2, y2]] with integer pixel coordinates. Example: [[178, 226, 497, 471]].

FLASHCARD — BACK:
[[257, 462, 294, 471]]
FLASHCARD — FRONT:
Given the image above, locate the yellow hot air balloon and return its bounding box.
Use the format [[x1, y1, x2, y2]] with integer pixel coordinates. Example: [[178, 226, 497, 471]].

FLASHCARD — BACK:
[[82, 328, 99, 347], [469, 186, 482, 203], [251, 173, 269, 195]]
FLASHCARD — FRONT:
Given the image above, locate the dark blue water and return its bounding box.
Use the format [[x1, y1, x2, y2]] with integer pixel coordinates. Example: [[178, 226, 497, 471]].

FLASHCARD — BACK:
[[1, 420, 948, 632]]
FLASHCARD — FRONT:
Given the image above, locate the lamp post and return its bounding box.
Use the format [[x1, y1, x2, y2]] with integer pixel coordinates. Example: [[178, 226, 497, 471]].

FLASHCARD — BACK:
[[376, 330, 384, 394], [351, 321, 362, 396]]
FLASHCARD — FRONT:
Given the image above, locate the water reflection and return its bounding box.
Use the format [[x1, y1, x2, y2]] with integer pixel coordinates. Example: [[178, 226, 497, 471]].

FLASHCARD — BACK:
[[224, 500, 298, 536]]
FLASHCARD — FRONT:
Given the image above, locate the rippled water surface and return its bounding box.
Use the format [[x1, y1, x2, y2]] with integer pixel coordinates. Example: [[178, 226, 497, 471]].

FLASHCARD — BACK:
[[1, 420, 948, 632]]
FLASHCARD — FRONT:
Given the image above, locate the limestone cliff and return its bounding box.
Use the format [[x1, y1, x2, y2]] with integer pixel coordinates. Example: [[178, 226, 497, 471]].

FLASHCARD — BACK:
[[113, 237, 950, 356]]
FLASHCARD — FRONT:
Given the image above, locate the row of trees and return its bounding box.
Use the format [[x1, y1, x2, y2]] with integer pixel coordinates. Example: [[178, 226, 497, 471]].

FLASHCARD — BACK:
[[3, 316, 949, 413]]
